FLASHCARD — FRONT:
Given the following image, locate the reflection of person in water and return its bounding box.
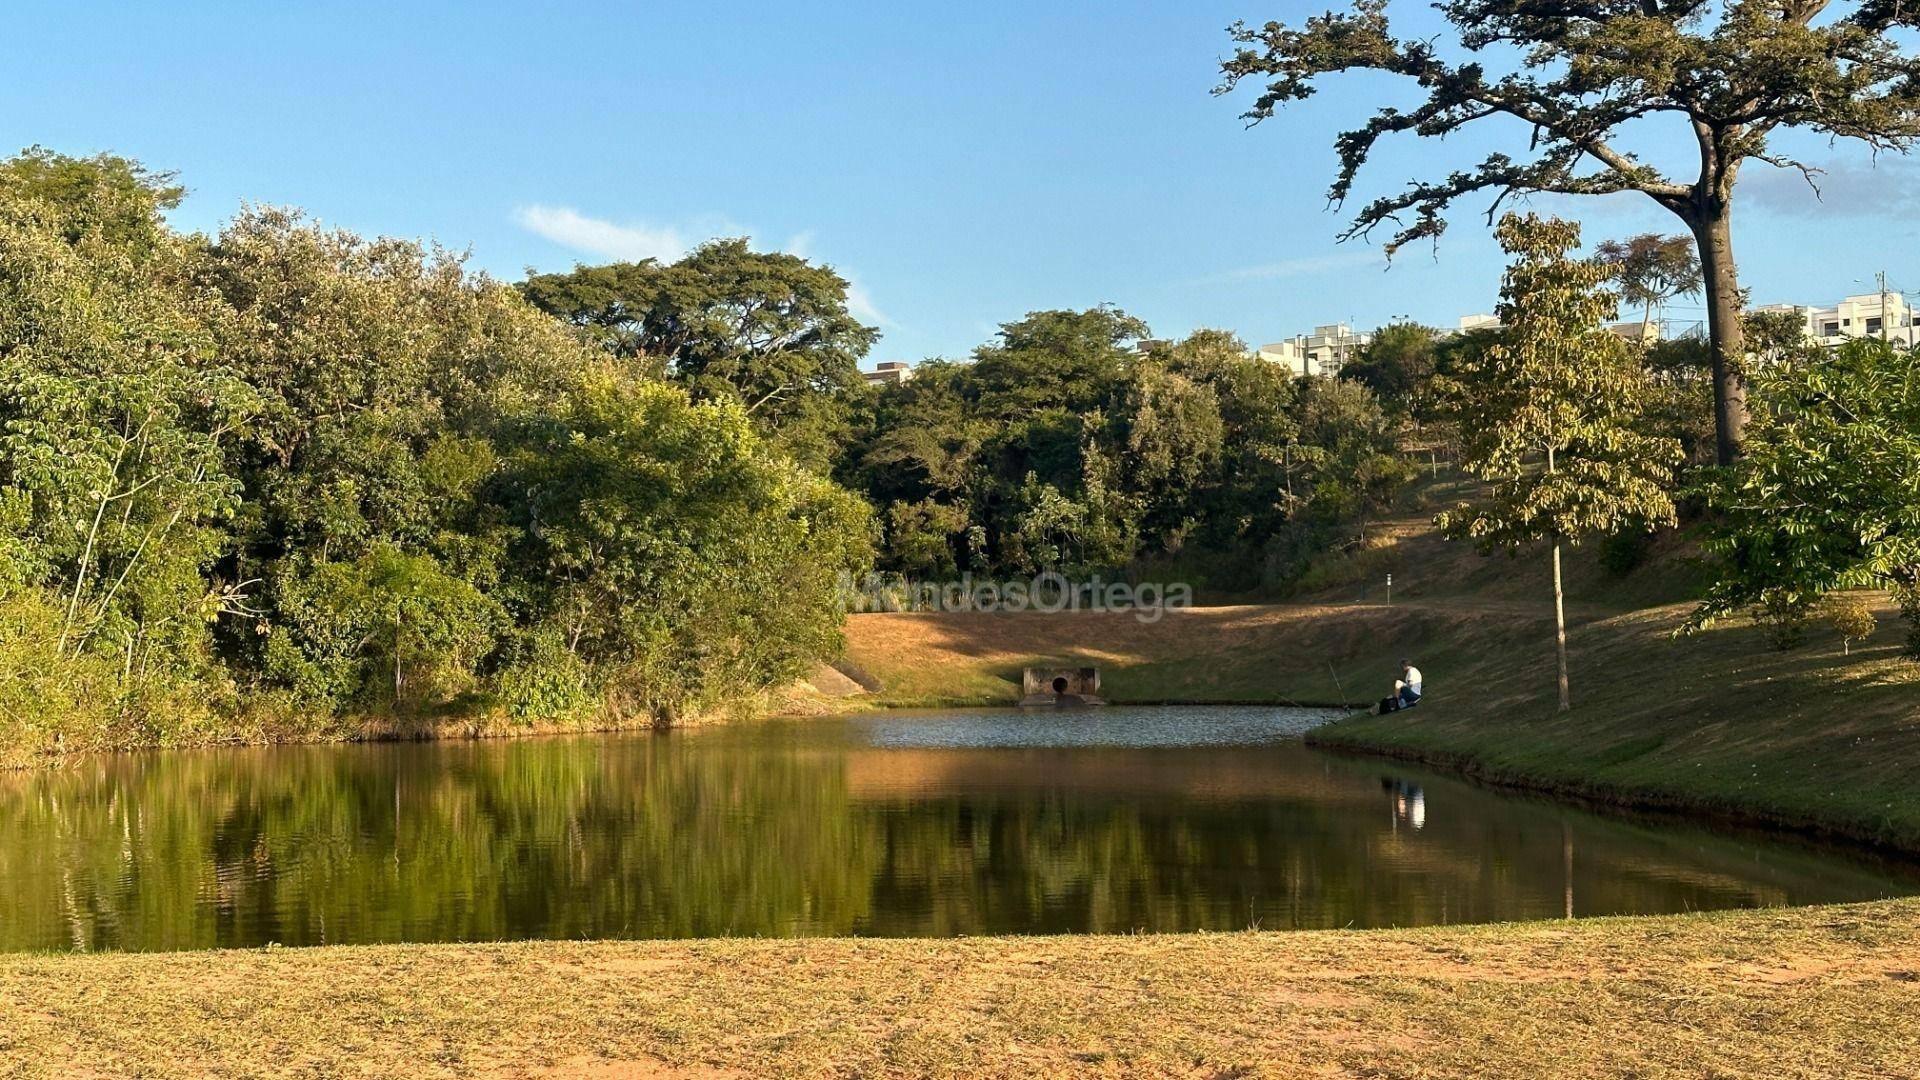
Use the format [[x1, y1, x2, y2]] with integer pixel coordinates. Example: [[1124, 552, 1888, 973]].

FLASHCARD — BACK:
[[1379, 776, 1426, 830]]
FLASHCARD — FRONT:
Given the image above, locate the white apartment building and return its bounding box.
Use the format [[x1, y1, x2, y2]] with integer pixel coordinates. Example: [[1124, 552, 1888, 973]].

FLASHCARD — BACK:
[[1753, 293, 1917, 347], [1253, 289, 1911, 380], [1451, 312, 1660, 344], [1256, 323, 1373, 378]]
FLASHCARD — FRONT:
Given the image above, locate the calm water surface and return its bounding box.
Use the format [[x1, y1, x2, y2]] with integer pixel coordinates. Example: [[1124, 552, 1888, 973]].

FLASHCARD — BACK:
[[3, 705, 1916, 951]]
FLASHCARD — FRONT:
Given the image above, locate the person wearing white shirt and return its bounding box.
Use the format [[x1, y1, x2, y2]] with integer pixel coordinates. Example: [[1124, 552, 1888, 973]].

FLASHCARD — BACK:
[[1377, 658, 1423, 713]]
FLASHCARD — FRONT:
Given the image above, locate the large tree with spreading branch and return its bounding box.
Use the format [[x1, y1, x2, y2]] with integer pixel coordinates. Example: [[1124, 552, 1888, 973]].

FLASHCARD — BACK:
[[1218, 0, 1920, 464]]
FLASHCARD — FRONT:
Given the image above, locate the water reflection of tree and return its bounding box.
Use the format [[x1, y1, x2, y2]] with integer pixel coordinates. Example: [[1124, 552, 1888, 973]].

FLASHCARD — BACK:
[[0, 738, 1910, 951], [0, 739, 885, 949]]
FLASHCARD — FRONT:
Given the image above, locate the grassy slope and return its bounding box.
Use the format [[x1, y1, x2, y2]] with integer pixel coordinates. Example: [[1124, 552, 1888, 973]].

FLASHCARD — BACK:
[[842, 475, 1920, 850], [3, 899, 1917, 1078]]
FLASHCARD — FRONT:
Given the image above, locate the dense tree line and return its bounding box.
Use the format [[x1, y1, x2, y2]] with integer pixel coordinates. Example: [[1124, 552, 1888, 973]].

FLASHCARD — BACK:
[[4, 141, 1908, 759], [0, 150, 868, 760], [837, 310, 1408, 586], [524, 261, 1417, 591]]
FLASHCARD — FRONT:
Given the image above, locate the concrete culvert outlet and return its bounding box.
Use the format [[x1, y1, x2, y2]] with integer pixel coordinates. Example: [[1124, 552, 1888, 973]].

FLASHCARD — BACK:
[[1020, 667, 1104, 706]]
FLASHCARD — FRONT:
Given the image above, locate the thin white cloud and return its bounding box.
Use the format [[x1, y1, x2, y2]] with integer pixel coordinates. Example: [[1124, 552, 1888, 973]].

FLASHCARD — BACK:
[[513, 205, 696, 263], [784, 229, 820, 260], [1532, 155, 1920, 227], [843, 281, 891, 328], [1183, 248, 1387, 287], [785, 230, 892, 328]]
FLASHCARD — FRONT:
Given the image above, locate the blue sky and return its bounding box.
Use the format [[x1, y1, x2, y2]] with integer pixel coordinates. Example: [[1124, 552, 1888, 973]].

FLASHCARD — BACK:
[[6, 1, 1917, 366]]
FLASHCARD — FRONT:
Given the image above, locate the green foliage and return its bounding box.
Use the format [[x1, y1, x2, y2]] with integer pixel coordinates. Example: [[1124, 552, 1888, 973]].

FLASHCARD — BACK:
[[270, 545, 505, 708], [838, 314, 1408, 585], [1820, 593, 1878, 656], [1693, 338, 1920, 656], [1339, 322, 1437, 413], [0, 149, 251, 710], [0, 591, 129, 762], [0, 146, 183, 249], [1436, 216, 1680, 551], [499, 371, 871, 719], [884, 498, 970, 579], [0, 149, 876, 758], [1756, 593, 1810, 652], [520, 239, 878, 469], [491, 627, 597, 724], [1597, 529, 1652, 577]]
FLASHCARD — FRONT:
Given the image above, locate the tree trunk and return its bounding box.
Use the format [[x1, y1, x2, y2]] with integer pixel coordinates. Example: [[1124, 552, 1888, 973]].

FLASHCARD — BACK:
[[1690, 209, 1748, 464], [1552, 538, 1570, 712]]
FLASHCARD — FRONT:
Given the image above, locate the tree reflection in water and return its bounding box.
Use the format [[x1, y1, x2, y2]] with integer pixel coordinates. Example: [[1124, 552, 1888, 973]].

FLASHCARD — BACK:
[[0, 708, 1914, 951]]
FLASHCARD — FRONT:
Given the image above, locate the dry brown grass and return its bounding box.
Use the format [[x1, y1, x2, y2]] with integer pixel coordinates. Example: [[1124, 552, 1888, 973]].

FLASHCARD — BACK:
[[3, 899, 1916, 1078], [840, 600, 1531, 708]]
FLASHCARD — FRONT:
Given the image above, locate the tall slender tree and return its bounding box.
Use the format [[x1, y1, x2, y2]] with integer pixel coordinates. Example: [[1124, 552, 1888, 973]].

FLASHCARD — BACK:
[[1595, 234, 1701, 339], [1436, 215, 1680, 711], [1218, 0, 1920, 464]]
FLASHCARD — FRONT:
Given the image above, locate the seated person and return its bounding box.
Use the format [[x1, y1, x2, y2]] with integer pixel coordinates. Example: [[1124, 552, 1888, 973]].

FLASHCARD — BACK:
[[1377, 658, 1423, 713]]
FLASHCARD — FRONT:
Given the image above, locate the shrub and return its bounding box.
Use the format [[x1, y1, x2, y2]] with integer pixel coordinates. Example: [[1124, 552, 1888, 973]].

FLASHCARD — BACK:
[[1599, 530, 1653, 576], [1821, 594, 1878, 656], [1755, 594, 1810, 652], [491, 628, 597, 725]]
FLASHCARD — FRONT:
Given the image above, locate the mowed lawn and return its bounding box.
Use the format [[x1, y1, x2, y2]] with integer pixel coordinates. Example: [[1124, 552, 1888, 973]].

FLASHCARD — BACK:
[[3, 899, 1918, 1078]]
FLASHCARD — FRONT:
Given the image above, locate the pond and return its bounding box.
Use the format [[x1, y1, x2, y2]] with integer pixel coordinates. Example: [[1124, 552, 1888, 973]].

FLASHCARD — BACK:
[[3, 705, 1915, 952]]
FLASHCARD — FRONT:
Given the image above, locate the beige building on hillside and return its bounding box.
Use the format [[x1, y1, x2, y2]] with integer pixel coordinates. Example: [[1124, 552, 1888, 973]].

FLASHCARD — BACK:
[[863, 361, 913, 387]]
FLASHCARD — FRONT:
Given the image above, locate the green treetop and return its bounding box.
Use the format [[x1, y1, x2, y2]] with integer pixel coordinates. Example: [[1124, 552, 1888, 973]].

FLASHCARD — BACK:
[[520, 238, 878, 468]]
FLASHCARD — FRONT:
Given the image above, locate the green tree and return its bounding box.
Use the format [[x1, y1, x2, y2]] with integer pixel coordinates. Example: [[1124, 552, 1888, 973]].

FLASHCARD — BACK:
[[1339, 322, 1437, 415], [1218, 0, 1920, 465], [1114, 361, 1225, 541], [1594, 235, 1700, 339], [0, 148, 254, 711], [497, 370, 871, 720], [1295, 379, 1412, 536], [0, 147, 884, 757], [883, 498, 972, 579], [1436, 215, 1680, 711], [269, 544, 505, 707], [838, 318, 1413, 586], [520, 239, 878, 466], [0, 146, 184, 250], [1692, 338, 1920, 657], [1165, 330, 1304, 543]]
